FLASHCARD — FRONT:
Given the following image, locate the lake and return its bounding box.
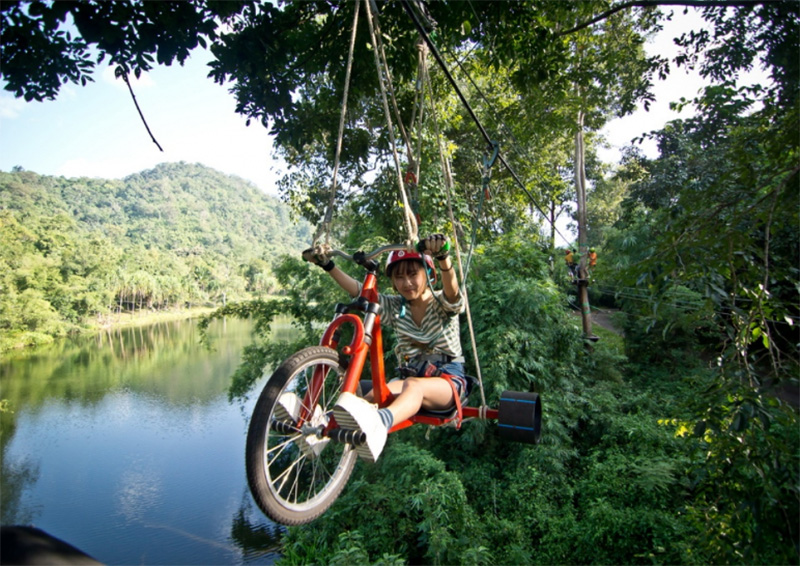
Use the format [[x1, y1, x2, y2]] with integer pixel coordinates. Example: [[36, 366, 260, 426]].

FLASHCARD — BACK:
[[0, 317, 285, 565]]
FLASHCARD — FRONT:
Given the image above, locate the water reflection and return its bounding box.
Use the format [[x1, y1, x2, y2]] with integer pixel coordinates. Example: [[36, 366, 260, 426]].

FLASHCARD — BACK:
[[0, 317, 291, 565], [231, 495, 284, 562]]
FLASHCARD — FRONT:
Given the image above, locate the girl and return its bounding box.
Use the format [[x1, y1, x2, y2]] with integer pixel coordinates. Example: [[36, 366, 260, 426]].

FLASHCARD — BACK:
[[300, 234, 465, 462]]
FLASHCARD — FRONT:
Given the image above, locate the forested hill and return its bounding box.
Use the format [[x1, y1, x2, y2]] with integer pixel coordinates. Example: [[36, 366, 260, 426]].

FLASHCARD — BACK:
[[0, 162, 311, 350]]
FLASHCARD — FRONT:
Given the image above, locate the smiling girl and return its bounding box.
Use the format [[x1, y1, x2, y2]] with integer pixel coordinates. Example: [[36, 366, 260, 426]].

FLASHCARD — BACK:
[[299, 234, 465, 462]]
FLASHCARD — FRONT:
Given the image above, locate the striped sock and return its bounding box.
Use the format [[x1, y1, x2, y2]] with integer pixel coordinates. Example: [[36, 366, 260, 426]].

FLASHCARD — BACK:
[[377, 408, 394, 430]]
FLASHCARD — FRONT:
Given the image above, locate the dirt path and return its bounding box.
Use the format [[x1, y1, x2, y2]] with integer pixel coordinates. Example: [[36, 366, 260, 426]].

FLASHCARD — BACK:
[[593, 309, 624, 335], [572, 308, 624, 336]]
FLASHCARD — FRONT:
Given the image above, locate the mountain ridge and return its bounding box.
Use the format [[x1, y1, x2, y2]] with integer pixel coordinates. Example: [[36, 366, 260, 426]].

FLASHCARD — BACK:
[[0, 161, 311, 350]]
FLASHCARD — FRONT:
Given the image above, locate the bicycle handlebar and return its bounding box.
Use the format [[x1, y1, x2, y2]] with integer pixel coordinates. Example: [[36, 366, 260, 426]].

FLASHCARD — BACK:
[[327, 238, 450, 265], [328, 243, 409, 263]]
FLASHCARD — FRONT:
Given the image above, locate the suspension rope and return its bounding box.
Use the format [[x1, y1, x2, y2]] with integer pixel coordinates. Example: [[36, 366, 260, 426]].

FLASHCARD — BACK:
[[403, 38, 429, 219], [314, 0, 361, 246], [423, 55, 488, 412], [368, 0, 415, 169], [364, 0, 418, 244], [410, 39, 428, 191]]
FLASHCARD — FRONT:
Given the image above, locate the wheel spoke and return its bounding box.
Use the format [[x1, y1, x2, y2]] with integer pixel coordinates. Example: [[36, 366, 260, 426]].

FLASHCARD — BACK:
[[306, 458, 322, 502], [307, 451, 338, 500], [273, 451, 308, 495], [265, 433, 299, 461]]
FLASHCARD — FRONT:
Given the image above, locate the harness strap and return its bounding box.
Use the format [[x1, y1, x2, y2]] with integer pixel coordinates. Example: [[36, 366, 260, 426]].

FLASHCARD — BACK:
[[410, 353, 465, 364], [439, 373, 463, 430]]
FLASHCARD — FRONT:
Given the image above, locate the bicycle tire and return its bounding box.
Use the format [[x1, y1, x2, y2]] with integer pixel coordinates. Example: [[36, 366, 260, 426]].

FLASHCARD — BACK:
[[246, 346, 358, 525]]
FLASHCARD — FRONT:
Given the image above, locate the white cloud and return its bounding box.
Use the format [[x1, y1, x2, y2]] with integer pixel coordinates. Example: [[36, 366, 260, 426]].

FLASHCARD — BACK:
[[60, 84, 79, 99]]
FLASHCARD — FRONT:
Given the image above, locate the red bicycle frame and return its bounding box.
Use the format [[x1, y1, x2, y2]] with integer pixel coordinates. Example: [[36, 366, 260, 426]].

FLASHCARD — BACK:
[[298, 261, 497, 435]]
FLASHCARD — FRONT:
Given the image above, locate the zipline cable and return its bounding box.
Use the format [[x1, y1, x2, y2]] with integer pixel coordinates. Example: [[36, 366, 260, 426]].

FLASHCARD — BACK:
[[401, 0, 573, 247]]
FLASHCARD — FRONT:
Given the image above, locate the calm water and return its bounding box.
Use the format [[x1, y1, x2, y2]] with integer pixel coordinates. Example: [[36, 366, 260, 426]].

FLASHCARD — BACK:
[[0, 317, 286, 565]]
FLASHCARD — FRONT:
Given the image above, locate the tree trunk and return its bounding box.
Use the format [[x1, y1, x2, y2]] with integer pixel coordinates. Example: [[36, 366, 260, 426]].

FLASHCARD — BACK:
[[574, 110, 594, 343], [549, 199, 557, 273]]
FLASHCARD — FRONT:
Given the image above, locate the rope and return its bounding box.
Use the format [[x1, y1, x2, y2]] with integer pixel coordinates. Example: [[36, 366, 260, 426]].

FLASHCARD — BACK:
[[403, 38, 429, 219], [424, 57, 488, 412], [410, 39, 428, 195], [364, 0, 418, 244], [368, 0, 414, 169], [314, 0, 361, 246]]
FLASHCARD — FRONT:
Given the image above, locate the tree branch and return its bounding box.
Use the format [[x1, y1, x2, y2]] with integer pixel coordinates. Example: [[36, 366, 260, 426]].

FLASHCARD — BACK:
[[558, 1, 768, 36]]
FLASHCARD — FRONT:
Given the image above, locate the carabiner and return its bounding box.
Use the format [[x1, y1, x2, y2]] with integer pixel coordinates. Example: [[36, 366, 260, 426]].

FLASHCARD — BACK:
[[481, 141, 500, 200], [482, 141, 500, 171]]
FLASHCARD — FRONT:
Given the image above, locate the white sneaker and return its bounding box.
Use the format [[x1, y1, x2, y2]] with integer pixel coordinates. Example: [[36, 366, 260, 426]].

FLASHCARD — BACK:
[[274, 392, 302, 424], [333, 392, 387, 462]]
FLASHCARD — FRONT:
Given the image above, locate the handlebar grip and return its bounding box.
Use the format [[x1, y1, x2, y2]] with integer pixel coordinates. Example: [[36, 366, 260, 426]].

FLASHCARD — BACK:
[[416, 239, 450, 254]]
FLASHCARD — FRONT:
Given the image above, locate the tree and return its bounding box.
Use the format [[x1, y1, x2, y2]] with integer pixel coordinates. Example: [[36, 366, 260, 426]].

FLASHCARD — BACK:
[[0, 164, 310, 348], [1, 0, 249, 101], [598, 5, 800, 560]]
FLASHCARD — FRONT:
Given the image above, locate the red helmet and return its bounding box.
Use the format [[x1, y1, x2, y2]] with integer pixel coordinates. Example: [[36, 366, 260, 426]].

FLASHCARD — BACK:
[[385, 249, 436, 283]]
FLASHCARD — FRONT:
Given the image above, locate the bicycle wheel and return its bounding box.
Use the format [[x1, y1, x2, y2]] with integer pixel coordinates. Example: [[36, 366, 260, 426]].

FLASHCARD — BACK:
[[246, 346, 358, 525]]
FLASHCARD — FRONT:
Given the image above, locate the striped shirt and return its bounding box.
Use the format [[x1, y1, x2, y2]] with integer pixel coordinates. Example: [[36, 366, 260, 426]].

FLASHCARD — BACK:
[[379, 290, 465, 360]]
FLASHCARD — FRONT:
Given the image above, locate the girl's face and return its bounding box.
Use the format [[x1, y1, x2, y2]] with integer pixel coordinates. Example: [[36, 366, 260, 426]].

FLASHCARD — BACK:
[[390, 260, 429, 302]]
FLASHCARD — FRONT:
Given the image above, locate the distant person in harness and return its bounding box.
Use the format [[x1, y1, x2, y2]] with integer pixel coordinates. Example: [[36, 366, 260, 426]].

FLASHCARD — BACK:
[[588, 248, 597, 271], [296, 234, 466, 462], [564, 249, 575, 280]]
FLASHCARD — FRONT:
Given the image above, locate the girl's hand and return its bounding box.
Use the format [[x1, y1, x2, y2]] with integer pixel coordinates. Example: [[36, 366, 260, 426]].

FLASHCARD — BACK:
[[422, 234, 450, 260], [302, 246, 335, 271]]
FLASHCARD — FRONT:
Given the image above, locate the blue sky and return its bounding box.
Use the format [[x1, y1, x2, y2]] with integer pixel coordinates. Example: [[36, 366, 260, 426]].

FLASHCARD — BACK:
[[0, 51, 284, 195], [0, 9, 762, 199]]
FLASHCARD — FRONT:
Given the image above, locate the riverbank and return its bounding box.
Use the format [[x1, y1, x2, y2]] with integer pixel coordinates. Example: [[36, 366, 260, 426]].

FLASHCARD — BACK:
[[0, 306, 218, 357], [89, 306, 218, 331]]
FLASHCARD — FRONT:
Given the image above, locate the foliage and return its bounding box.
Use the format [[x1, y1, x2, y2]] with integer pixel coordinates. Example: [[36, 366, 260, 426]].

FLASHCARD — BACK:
[[0, 163, 310, 351], [594, 5, 800, 563], [0, 0, 249, 101], [4, 1, 799, 563], [684, 368, 799, 564], [604, 83, 798, 382]]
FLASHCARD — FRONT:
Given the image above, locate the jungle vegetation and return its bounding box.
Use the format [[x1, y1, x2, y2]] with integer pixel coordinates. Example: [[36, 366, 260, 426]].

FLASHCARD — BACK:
[[0, 162, 311, 351], [2, 1, 798, 564]]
